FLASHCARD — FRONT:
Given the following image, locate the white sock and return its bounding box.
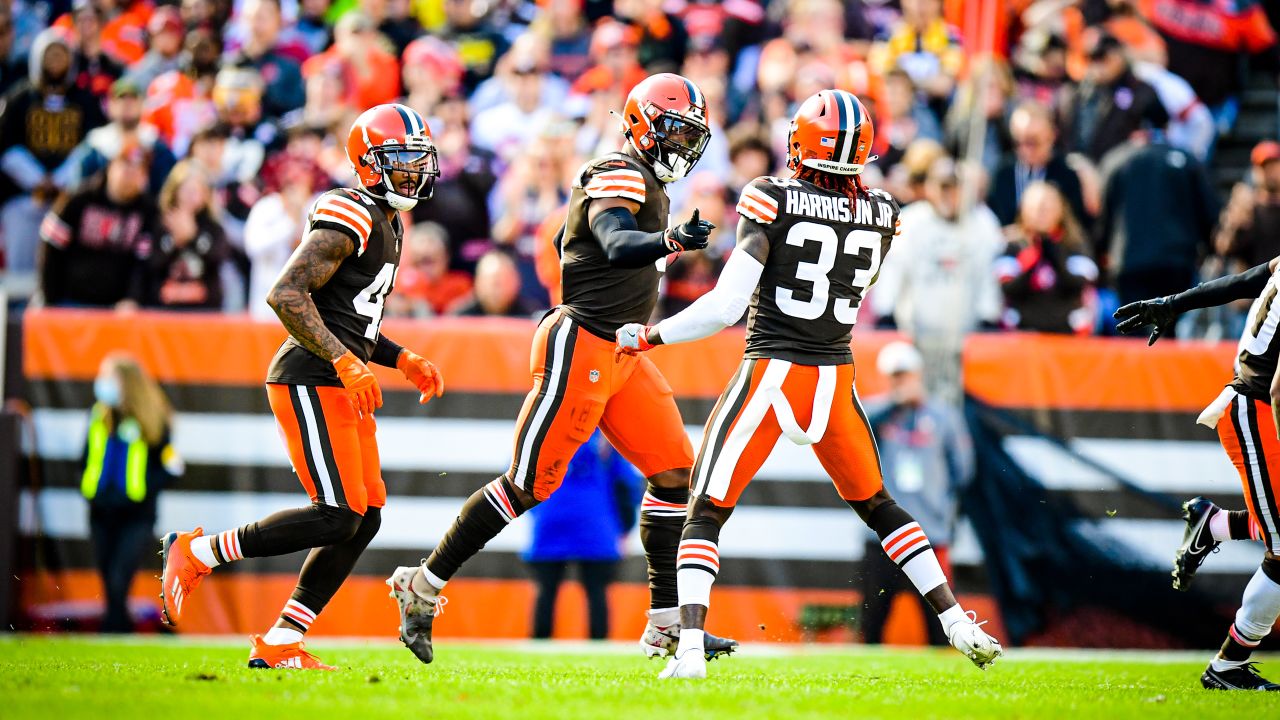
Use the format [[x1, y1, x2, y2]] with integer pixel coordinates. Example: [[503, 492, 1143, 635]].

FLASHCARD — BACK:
[[1210, 656, 1248, 672], [678, 627, 704, 657], [1208, 509, 1231, 542], [938, 604, 968, 634], [190, 535, 220, 568], [262, 626, 304, 646], [677, 568, 716, 608], [648, 607, 679, 627], [1233, 566, 1280, 641], [412, 566, 444, 598]]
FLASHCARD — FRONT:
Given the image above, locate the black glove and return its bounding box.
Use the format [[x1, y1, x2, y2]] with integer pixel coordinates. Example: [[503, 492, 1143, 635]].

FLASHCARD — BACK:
[[1113, 295, 1178, 345], [664, 208, 714, 253]]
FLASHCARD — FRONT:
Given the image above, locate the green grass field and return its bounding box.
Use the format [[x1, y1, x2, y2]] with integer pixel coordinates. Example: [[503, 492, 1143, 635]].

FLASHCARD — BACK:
[[1, 636, 1276, 719]]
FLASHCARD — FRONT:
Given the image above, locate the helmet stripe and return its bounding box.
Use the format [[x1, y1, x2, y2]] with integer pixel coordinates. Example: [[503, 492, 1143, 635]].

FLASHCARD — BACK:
[[392, 104, 415, 137], [831, 92, 849, 165], [683, 78, 703, 109], [837, 91, 859, 165]]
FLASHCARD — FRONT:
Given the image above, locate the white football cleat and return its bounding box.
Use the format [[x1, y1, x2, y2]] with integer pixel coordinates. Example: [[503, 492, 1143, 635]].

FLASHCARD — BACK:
[[638, 608, 739, 660], [946, 610, 1003, 670], [658, 650, 707, 680]]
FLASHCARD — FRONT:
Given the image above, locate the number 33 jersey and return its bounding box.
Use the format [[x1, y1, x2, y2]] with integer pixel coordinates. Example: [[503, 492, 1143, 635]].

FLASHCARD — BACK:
[[267, 188, 403, 387], [737, 176, 899, 365]]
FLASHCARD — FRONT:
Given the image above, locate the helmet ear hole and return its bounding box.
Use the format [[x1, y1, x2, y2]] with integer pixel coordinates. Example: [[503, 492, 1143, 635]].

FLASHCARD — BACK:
[[629, 113, 641, 124]]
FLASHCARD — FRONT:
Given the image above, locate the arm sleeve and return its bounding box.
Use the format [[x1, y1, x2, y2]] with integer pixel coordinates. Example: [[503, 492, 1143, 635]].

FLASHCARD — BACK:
[[652, 246, 764, 345], [371, 333, 404, 368], [589, 206, 670, 269], [1170, 261, 1273, 312]]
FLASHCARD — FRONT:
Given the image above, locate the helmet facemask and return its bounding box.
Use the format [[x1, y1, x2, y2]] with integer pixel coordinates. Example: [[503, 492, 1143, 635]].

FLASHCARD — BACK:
[[634, 112, 710, 183], [370, 142, 439, 211]]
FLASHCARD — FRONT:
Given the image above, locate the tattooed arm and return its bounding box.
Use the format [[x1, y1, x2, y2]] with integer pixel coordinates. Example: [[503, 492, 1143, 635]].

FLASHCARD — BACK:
[[266, 228, 352, 361]]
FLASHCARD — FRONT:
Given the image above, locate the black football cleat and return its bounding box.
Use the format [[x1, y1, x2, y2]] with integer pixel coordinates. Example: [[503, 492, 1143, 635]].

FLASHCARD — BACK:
[[703, 630, 738, 661], [1202, 663, 1280, 691], [1173, 497, 1219, 591]]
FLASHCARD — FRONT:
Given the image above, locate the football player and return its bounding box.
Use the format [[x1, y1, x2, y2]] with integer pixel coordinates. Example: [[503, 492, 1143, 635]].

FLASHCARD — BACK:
[[387, 73, 737, 663], [615, 90, 1003, 679], [158, 104, 445, 669], [1116, 258, 1280, 690]]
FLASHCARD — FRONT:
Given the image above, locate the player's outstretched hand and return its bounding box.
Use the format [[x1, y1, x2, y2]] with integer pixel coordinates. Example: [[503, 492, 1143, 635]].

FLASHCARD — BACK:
[[664, 208, 715, 253], [397, 349, 445, 404], [1113, 295, 1177, 345], [333, 351, 383, 415], [615, 323, 655, 357]]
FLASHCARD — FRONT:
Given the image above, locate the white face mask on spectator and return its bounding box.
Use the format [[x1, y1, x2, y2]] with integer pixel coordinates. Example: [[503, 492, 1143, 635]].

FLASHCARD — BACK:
[[94, 375, 122, 408]]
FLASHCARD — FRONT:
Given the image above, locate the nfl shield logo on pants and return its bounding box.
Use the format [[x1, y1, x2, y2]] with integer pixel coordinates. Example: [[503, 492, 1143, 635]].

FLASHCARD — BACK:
[[589, 369, 600, 383]]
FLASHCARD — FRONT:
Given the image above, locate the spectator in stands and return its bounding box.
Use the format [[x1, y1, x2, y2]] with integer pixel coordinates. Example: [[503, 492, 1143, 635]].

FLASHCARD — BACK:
[[883, 137, 947, 206], [1129, 41, 1215, 162], [660, 172, 730, 318], [1012, 31, 1070, 111], [142, 27, 221, 157], [615, 0, 688, 73], [881, 68, 943, 170], [226, 0, 307, 121], [537, 0, 593, 82], [872, 157, 1002, 401], [244, 153, 319, 318], [390, 221, 474, 317], [995, 181, 1098, 334], [1, 28, 107, 278], [451, 249, 542, 318], [67, 78, 177, 195], [943, 57, 1014, 179], [37, 143, 155, 308], [1141, 0, 1279, 132], [283, 62, 352, 144], [870, 0, 964, 114], [471, 35, 568, 139], [68, 1, 125, 98], [0, 5, 21, 98], [1215, 141, 1280, 271], [302, 11, 401, 114], [523, 430, 641, 640], [125, 6, 184, 91], [82, 353, 182, 633], [362, 0, 425, 56], [411, 96, 498, 273], [1058, 33, 1169, 163], [142, 161, 234, 311], [726, 128, 775, 197], [988, 102, 1087, 229], [400, 36, 464, 123], [439, 0, 509, 93], [296, 0, 334, 56], [862, 341, 972, 647], [210, 68, 274, 248], [1097, 126, 1219, 307], [571, 17, 646, 100]]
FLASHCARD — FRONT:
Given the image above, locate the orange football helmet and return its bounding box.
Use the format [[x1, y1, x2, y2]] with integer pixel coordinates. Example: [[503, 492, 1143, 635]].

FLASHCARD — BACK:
[[620, 73, 710, 183], [787, 90, 876, 176], [346, 103, 439, 211]]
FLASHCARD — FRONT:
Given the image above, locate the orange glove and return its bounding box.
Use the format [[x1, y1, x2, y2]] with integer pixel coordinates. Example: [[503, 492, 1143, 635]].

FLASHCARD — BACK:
[[333, 351, 383, 416], [397, 349, 445, 404]]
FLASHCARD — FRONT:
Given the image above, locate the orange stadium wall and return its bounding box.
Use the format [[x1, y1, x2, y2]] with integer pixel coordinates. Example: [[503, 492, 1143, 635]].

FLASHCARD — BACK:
[[14, 310, 1245, 646]]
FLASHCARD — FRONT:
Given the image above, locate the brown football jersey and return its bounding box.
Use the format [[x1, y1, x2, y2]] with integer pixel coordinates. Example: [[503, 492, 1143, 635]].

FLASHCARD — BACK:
[[266, 188, 403, 387], [559, 151, 670, 340], [737, 176, 899, 365]]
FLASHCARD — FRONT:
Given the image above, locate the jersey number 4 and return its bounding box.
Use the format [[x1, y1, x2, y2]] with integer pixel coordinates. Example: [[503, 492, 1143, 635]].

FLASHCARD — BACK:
[[354, 263, 396, 340], [777, 222, 883, 324]]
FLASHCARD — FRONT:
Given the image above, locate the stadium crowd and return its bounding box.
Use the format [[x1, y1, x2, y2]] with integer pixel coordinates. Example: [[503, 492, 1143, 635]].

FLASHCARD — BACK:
[[1, 0, 1279, 344]]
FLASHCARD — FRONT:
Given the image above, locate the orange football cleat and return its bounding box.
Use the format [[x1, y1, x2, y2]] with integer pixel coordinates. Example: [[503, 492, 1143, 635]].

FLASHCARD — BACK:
[[247, 635, 337, 670], [159, 528, 212, 626]]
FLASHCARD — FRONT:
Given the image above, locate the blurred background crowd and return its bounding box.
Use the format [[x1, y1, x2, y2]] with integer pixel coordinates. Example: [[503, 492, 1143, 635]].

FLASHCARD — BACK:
[[1, 0, 1278, 351]]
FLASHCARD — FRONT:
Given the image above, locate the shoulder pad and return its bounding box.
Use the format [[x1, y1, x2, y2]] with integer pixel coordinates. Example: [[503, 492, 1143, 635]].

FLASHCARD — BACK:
[[735, 176, 782, 225], [579, 154, 647, 204], [310, 189, 375, 256]]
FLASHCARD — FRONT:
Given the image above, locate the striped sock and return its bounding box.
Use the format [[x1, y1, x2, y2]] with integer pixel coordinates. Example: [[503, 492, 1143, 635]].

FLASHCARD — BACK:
[[676, 538, 719, 608], [212, 529, 245, 565], [481, 478, 520, 524], [279, 599, 319, 633], [1212, 623, 1262, 669], [879, 521, 947, 595], [641, 485, 689, 610], [426, 476, 528, 583]]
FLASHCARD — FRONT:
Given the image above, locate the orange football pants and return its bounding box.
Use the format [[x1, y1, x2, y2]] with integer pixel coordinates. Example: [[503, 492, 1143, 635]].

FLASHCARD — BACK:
[[692, 358, 884, 507], [1217, 393, 1280, 553], [266, 383, 385, 515], [508, 309, 695, 500]]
